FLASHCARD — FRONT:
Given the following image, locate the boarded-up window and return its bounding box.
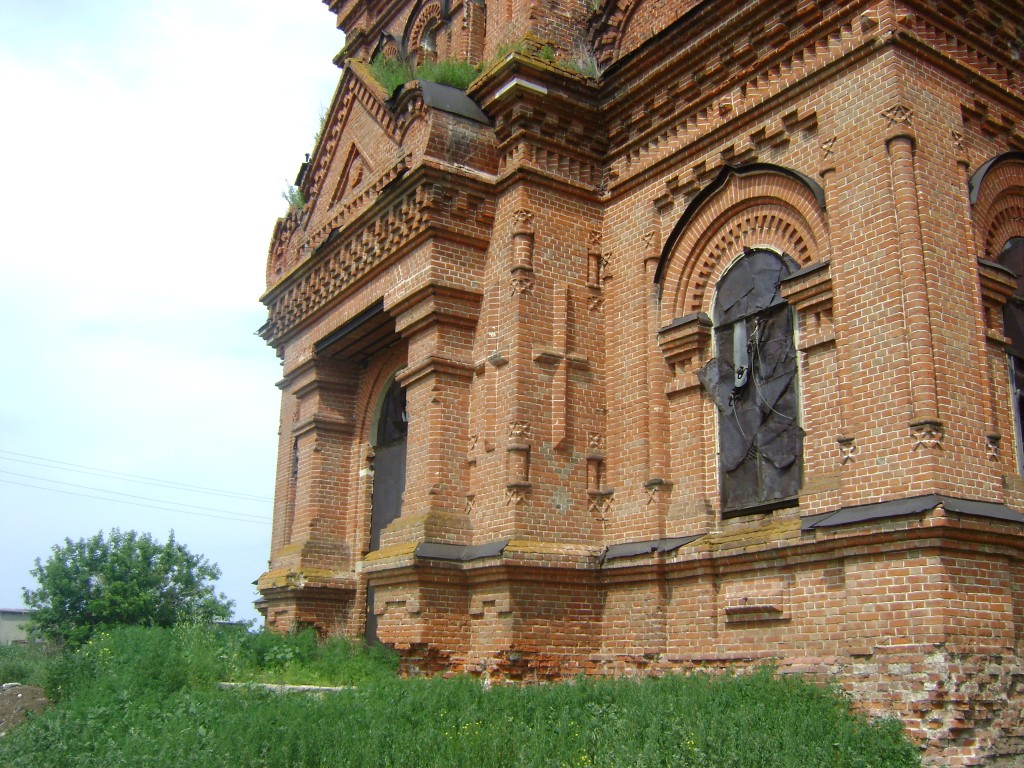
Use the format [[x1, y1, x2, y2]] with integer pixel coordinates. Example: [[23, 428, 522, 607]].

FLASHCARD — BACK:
[[697, 249, 803, 515], [1000, 237, 1024, 471]]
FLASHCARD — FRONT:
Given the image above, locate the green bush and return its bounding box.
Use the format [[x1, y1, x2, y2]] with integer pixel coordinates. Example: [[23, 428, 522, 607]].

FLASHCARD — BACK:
[[23, 529, 232, 647]]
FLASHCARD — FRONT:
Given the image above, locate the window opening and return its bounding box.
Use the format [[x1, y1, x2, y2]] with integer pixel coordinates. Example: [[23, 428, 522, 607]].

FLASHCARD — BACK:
[[999, 237, 1024, 472], [697, 249, 803, 515], [366, 376, 407, 644]]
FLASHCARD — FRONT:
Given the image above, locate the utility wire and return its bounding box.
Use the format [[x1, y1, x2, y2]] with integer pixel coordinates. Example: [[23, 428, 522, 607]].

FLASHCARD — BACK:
[[0, 470, 270, 521], [0, 449, 271, 502], [0, 479, 271, 526]]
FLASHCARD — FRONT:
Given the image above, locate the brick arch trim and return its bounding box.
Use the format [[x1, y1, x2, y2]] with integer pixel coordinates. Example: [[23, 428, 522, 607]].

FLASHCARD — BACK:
[[355, 345, 410, 453], [970, 154, 1024, 260], [969, 151, 1024, 205], [371, 33, 404, 62], [404, 0, 449, 55], [657, 165, 827, 326], [656, 164, 824, 285]]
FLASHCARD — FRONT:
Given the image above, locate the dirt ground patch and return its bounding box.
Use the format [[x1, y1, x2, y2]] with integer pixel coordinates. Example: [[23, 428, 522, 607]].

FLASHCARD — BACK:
[[0, 684, 49, 737]]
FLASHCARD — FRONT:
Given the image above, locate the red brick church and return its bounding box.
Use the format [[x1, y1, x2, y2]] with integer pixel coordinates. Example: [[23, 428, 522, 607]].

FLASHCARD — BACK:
[[256, 1, 1024, 764]]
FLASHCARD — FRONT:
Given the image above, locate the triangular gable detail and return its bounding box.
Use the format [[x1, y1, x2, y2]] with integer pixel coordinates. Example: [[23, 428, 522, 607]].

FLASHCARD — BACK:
[[303, 60, 399, 208], [331, 144, 370, 208]]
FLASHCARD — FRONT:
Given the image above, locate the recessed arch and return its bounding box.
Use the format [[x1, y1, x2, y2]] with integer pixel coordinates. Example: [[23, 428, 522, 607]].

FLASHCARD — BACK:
[[969, 151, 1024, 205], [404, 0, 448, 61], [656, 164, 828, 327], [970, 153, 1024, 262], [371, 32, 404, 62]]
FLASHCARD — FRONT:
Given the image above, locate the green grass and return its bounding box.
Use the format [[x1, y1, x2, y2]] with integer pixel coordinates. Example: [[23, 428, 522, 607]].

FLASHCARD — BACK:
[[0, 643, 53, 688], [0, 626, 920, 768], [369, 56, 480, 97]]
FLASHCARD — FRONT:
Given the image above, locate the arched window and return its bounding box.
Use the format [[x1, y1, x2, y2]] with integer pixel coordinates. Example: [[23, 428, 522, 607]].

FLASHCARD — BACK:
[[370, 377, 407, 552], [698, 249, 803, 515], [420, 19, 440, 56], [1000, 237, 1024, 470], [366, 376, 407, 643]]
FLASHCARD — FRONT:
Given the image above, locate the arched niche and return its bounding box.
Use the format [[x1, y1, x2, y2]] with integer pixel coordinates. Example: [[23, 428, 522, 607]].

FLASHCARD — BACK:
[[656, 163, 828, 329]]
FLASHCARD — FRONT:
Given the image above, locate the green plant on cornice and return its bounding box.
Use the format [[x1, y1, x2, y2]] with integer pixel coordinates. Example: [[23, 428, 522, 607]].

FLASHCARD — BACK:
[[281, 183, 306, 213], [312, 103, 328, 150], [415, 58, 480, 90], [369, 55, 479, 96], [369, 55, 416, 94], [562, 40, 603, 79]]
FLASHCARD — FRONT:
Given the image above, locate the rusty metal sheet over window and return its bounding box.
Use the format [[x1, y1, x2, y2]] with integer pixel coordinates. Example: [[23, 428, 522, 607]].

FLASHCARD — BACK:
[[698, 249, 803, 515]]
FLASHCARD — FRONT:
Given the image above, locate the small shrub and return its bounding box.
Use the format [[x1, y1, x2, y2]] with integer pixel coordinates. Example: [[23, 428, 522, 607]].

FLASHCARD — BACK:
[[563, 41, 603, 79]]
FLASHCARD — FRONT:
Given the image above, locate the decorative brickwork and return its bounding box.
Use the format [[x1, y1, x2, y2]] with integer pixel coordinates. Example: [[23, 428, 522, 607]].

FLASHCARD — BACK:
[[258, 2, 1024, 765]]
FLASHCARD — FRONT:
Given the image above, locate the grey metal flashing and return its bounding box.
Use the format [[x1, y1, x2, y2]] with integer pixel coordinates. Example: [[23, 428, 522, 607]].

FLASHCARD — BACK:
[[414, 81, 490, 124], [314, 300, 386, 354], [801, 494, 1024, 531], [604, 535, 703, 561], [979, 258, 1018, 279], [943, 497, 1024, 524], [414, 538, 510, 562], [781, 260, 830, 283], [659, 311, 712, 334], [968, 151, 1024, 204]]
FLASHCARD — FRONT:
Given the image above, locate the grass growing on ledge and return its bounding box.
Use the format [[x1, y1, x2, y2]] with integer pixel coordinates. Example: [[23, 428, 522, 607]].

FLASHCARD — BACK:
[[369, 56, 480, 96], [0, 626, 920, 768]]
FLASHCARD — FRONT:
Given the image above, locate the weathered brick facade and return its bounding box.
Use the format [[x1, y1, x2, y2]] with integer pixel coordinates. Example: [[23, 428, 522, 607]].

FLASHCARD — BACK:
[[256, 1, 1024, 764]]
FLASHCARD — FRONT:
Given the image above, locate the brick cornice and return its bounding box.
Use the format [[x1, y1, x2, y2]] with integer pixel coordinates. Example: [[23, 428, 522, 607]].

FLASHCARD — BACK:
[[470, 55, 607, 193], [355, 513, 1024, 590], [259, 165, 494, 346]]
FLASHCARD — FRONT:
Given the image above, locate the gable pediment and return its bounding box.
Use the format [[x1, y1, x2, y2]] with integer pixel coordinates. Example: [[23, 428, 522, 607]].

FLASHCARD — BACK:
[[304, 60, 401, 220], [331, 143, 371, 208]]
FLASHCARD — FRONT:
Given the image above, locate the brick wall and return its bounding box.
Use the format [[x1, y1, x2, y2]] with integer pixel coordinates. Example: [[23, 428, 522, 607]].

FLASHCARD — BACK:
[[257, 1, 1024, 764]]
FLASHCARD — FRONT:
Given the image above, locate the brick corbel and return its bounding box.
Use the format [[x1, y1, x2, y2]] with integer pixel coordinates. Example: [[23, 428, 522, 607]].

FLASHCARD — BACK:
[[978, 259, 1017, 345], [780, 260, 834, 351], [391, 284, 483, 339], [658, 312, 712, 394]]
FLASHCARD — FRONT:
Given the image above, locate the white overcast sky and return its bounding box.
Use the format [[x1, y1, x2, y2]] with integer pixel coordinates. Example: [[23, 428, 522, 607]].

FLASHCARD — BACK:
[[0, 1, 343, 623]]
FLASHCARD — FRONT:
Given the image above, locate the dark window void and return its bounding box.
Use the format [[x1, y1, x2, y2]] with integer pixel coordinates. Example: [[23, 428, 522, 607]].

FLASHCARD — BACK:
[[370, 378, 407, 552], [697, 249, 803, 515], [1000, 237, 1024, 472], [376, 378, 408, 446], [367, 377, 408, 643]]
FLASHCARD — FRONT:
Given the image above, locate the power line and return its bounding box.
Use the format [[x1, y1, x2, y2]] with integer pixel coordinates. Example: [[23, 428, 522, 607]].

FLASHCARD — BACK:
[[0, 479, 272, 526], [0, 470, 271, 521], [0, 449, 272, 502]]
